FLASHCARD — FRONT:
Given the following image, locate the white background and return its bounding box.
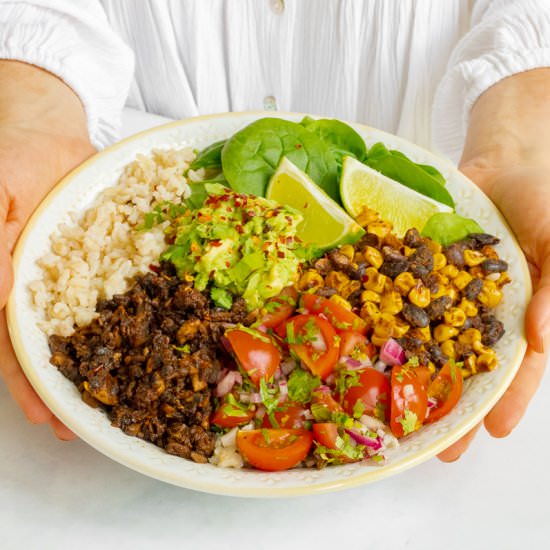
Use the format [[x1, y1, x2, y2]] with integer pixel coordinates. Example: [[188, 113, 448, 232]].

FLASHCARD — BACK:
[[1, 110, 548, 550]]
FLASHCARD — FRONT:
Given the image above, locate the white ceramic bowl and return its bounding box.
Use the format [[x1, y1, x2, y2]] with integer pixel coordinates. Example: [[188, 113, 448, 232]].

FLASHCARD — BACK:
[[7, 112, 530, 497]]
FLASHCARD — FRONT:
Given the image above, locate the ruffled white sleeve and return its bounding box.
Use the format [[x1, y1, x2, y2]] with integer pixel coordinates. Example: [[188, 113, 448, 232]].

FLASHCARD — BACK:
[[0, 0, 134, 148], [432, 0, 550, 163]]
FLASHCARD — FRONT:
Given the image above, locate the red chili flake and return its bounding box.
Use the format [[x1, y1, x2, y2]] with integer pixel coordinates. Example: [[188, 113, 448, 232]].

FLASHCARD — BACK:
[[211, 240, 222, 247], [295, 143, 303, 149], [225, 261, 231, 268], [235, 224, 244, 234], [303, 202, 309, 209], [277, 251, 285, 258], [148, 264, 160, 273], [247, 211, 256, 217]]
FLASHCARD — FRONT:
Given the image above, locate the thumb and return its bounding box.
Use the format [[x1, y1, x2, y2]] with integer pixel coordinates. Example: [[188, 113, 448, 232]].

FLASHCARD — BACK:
[[525, 255, 550, 353], [0, 205, 14, 309]]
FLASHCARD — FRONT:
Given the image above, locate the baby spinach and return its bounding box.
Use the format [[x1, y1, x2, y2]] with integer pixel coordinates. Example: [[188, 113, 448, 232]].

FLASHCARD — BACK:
[[365, 143, 454, 207], [300, 116, 367, 164], [189, 139, 225, 171], [421, 212, 483, 246], [221, 118, 339, 200]]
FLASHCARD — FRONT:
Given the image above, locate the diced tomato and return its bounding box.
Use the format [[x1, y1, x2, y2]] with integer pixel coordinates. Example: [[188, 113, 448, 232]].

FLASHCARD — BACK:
[[341, 367, 391, 420], [312, 423, 360, 463], [311, 389, 344, 418], [211, 404, 255, 428], [300, 293, 367, 334], [286, 314, 339, 380], [390, 365, 428, 438], [426, 362, 463, 423], [236, 429, 313, 471], [339, 331, 377, 361], [259, 287, 298, 328], [225, 328, 280, 387], [262, 402, 308, 429]]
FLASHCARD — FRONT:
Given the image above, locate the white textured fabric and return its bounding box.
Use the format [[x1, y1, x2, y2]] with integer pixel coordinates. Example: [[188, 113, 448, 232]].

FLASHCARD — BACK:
[[1, 0, 550, 161]]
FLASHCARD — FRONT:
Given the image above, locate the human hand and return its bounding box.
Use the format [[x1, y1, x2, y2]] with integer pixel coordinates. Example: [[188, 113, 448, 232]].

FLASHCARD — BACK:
[[0, 61, 95, 439], [438, 165, 549, 461]]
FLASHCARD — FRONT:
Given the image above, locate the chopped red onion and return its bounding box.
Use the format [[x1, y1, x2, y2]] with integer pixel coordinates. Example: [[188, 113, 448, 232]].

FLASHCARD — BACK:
[[280, 357, 297, 376], [220, 336, 233, 354], [428, 397, 438, 409], [216, 367, 229, 384], [279, 380, 288, 402], [373, 360, 387, 373], [324, 373, 336, 385], [215, 370, 242, 397], [379, 338, 405, 366], [340, 355, 372, 370], [310, 330, 327, 353], [316, 385, 331, 394], [345, 428, 383, 451], [255, 405, 266, 419], [257, 324, 268, 333]]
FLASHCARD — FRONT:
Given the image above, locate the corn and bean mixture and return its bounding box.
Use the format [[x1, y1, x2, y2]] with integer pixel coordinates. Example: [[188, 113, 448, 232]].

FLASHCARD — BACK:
[[299, 206, 509, 380]]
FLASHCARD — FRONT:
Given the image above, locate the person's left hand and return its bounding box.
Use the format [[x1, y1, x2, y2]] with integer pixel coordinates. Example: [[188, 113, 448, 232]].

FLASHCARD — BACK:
[[438, 164, 550, 461]]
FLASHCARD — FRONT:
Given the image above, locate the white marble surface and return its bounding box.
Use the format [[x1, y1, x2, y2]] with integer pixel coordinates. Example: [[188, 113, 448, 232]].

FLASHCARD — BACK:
[[1, 109, 548, 550]]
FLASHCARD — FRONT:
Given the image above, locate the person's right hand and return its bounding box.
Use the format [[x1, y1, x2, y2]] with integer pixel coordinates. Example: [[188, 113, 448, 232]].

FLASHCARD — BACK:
[[0, 61, 95, 439]]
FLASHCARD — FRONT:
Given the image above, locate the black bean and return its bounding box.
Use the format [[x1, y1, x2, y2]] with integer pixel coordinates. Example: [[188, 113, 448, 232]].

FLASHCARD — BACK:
[[480, 315, 505, 346], [404, 228, 424, 248], [444, 243, 466, 268], [409, 245, 434, 278], [379, 246, 409, 278], [358, 233, 380, 248], [425, 296, 452, 321], [425, 342, 449, 368], [402, 303, 430, 328], [462, 278, 483, 301], [481, 259, 508, 274], [467, 233, 500, 249], [314, 257, 332, 276], [315, 287, 337, 298], [423, 273, 440, 294], [328, 249, 352, 272]]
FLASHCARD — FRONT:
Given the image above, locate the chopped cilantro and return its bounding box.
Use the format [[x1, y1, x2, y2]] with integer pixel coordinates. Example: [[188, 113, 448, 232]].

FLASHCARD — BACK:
[[259, 378, 280, 417], [407, 356, 420, 367], [261, 428, 271, 445], [287, 368, 320, 404], [222, 394, 250, 417], [173, 344, 191, 353], [352, 400, 366, 419], [210, 287, 233, 309], [373, 400, 387, 422], [310, 402, 332, 422], [334, 367, 361, 400], [399, 409, 418, 436]]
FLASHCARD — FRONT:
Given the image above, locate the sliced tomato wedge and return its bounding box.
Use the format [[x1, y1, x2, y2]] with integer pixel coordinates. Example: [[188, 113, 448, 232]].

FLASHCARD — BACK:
[[300, 293, 367, 334], [390, 365, 428, 438], [259, 286, 298, 328], [312, 423, 361, 463], [341, 367, 391, 420], [262, 402, 308, 429], [225, 328, 280, 387], [285, 314, 339, 380], [339, 331, 376, 361], [236, 428, 313, 471], [426, 361, 463, 423], [312, 389, 344, 415], [211, 404, 255, 428]]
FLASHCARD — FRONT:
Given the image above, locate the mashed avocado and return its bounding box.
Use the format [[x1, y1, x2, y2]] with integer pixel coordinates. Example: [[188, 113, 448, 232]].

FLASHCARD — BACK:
[[158, 184, 312, 310]]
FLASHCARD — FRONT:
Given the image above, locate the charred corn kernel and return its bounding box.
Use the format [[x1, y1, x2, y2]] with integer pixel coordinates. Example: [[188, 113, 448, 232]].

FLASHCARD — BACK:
[[443, 287, 458, 303], [443, 307, 467, 327], [394, 272, 416, 295], [481, 245, 499, 259], [329, 294, 352, 311], [441, 265, 459, 279], [356, 206, 379, 227], [433, 324, 459, 342], [383, 234, 403, 250], [392, 317, 410, 337], [477, 352, 498, 371], [458, 298, 478, 317], [183, 273, 194, 283], [410, 326, 431, 342], [339, 244, 355, 261], [354, 252, 365, 263], [340, 280, 361, 299], [380, 290, 403, 315], [427, 361, 436, 375], [458, 328, 482, 344], [464, 354, 477, 375], [325, 271, 349, 291], [384, 278, 394, 293], [496, 272, 512, 287], [432, 253, 447, 271], [367, 220, 392, 239], [440, 340, 456, 359], [425, 239, 442, 254], [469, 266, 484, 278], [371, 333, 389, 347], [478, 280, 503, 308], [472, 340, 493, 355], [408, 283, 431, 308], [403, 245, 416, 257], [297, 269, 324, 291], [363, 267, 388, 294], [361, 289, 381, 303], [364, 246, 383, 269], [360, 301, 380, 321], [374, 312, 395, 339], [453, 271, 473, 290], [464, 250, 486, 267]]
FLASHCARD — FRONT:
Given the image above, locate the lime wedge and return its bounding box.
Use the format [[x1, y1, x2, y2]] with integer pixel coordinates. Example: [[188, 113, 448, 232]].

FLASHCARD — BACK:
[[266, 157, 365, 250], [340, 156, 453, 237]]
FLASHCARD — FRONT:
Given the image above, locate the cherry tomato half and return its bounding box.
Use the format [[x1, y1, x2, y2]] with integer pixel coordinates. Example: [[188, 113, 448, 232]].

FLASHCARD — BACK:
[[211, 403, 255, 428], [259, 286, 298, 328], [390, 365, 428, 438], [300, 293, 367, 334], [262, 402, 308, 429], [225, 328, 280, 387], [286, 314, 340, 380], [426, 361, 463, 423], [341, 367, 391, 420], [339, 331, 377, 361], [312, 423, 360, 463], [236, 428, 313, 471], [312, 389, 344, 416]]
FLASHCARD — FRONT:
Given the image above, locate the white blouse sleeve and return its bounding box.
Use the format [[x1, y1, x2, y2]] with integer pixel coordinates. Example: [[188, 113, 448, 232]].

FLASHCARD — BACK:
[[432, 0, 550, 163], [0, 0, 134, 149]]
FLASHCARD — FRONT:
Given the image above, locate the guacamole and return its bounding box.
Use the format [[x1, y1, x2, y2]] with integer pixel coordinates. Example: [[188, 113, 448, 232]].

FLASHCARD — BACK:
[[159, 184, 311, 310]]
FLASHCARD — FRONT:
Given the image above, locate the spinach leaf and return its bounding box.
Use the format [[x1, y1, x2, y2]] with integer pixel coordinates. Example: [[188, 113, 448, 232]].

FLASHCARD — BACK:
[[300, 116, 367, 163], [389, 150, 446, 186], [190, 139, 226, 171], [421, 212, 483, 246], [365, 143, 454, 207], [221, 118, 339, 200]]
